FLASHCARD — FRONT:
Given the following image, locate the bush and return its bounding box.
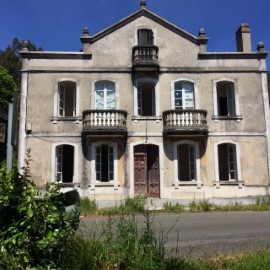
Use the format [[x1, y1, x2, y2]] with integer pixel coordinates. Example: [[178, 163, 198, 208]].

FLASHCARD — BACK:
[[0, 152, 80, 269]]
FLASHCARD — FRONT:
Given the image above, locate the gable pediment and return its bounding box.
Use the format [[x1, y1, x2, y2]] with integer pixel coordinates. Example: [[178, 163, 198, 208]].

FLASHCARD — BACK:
[[88, 8, 202, 45]]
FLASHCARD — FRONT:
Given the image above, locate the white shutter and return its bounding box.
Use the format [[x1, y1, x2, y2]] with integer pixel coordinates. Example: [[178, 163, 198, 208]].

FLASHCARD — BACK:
[[58, 84, 65, 116]]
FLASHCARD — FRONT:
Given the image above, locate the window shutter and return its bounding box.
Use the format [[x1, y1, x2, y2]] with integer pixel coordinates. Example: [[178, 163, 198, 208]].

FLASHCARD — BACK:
[[58, 84, 65, 116], [138, 86, 142, 116], [227, 85, 235, 116], [56, 146, 63, 182]]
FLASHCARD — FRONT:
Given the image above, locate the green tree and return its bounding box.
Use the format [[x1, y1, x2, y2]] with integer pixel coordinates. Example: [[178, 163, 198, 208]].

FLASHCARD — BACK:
[[0, 38, 42, 85], [0, 65, 17, 109]]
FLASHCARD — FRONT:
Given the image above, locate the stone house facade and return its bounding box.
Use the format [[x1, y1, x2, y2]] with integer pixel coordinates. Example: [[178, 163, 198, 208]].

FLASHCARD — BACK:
[[18, 1, 270, 204]]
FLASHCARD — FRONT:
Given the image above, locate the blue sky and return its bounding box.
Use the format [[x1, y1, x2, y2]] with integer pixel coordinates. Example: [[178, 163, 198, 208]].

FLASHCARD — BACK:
[[0, 0, 270, 68]]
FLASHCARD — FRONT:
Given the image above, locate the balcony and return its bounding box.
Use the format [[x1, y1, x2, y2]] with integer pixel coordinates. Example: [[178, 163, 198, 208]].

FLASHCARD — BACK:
[[132, 45, 159, 72], [163, 110, 208, 137], [82, 110, 128, 137]]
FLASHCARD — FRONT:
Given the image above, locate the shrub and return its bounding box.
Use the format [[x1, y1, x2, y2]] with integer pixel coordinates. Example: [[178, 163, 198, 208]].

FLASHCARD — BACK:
[[0, 151, 79, 269]]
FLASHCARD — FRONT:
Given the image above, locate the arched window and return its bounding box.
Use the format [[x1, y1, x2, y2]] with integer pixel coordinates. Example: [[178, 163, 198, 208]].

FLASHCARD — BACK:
[[95, 144, 114, 182], [177, 143, 196, 181], [95, 81, 116, 109], [216, 81, 235, 116], [58, 81, 76, 117], [174, 81, 195, 110], [218, 143, 237, 181], [55, 144, 74, 183]]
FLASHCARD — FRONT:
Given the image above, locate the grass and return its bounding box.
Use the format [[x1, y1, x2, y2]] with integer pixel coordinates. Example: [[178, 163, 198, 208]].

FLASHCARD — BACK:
[[81, 196, 270, 216], [75, 197, 270, 269], [62, 211, 270, 269], [80, 195, 147, 216]]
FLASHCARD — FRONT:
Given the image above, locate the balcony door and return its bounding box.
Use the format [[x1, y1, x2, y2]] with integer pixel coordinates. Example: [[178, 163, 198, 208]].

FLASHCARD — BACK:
[[138, 29, 154, 46], [134, 144, 160, 197], [174, 81, 194, 110]]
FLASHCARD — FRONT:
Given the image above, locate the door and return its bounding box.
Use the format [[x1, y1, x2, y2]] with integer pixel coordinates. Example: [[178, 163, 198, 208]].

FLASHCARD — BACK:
[[134, 145, 160, 197]]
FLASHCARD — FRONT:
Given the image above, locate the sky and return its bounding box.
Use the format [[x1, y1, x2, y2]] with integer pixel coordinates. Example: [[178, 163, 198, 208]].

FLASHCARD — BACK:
[[0, 0, 270, 69]]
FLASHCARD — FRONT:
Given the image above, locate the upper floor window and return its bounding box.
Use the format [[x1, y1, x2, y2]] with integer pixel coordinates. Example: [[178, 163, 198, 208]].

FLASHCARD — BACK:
[[174, 81, 194, 110], [58, 81, 76, 117], [217, 82, 235, 116], [137, 82, 156, 116], [95, 81, 116, 109], [138, 29, 154, 46]]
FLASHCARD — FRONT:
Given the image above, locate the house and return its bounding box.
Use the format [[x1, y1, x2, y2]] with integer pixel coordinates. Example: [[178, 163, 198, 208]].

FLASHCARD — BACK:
[[18, 0, 269, 205]]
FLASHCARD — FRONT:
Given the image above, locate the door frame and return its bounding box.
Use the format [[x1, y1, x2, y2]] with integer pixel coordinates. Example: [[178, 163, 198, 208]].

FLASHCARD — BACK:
[[129, 140, 163, 198]]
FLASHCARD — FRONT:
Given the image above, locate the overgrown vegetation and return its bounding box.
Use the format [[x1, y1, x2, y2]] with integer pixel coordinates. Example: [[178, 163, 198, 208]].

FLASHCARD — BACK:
[[0, 151, 79, 269], [63, 212, 171, 270], [2, 153, 270, 269], [80, 195, 146, 216]]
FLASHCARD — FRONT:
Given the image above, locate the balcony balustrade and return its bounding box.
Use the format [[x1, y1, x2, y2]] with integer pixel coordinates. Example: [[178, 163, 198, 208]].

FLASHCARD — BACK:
[[132, 45, 159, 71], [163, 110, 208, 136], [82, 110, 128, 137]]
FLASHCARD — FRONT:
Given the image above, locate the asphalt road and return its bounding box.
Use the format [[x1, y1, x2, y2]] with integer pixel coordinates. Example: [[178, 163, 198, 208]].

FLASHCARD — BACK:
[[79, 211, 270, 257]]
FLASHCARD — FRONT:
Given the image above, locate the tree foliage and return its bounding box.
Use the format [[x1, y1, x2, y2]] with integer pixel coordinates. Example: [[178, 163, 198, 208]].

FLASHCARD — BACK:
[[0, 65, 17, 109], [0, 38, 42, 85], [0, 150, 80, 269]]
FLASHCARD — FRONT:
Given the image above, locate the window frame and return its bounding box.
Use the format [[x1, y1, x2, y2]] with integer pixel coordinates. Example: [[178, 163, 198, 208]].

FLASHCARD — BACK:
[[212, 78, 242, 122], [173, 140, 202, 188], [133, 78, 159, 120], [173, 81, 195, 110], [51, 142, 79, 185], [214, 140, 243, 188], [52, 79, 81, 123], [95, 81, 116, 110], [90, 141, 118, 189]]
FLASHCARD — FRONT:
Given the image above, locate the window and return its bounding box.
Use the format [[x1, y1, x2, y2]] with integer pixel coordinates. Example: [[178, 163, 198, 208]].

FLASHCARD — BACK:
[[217, 82, 235, 116], [174, 81, 194, 110], [55, 145, 74, 183], [178, 144, 196, 181], [58, 81, 76, 117], [95, 81, 116, 109], [137, 82, 156, 116], [138, 29, 154, 46], [95, 144, 114, 182], [218, 143, 237, 181]]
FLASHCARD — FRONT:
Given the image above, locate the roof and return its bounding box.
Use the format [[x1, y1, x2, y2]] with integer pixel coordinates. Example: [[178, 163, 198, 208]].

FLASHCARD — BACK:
[[89, 7, 202, 45]]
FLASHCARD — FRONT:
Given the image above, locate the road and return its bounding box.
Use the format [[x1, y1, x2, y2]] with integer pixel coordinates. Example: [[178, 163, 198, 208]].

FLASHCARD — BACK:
[[79, 211, 270, 257]]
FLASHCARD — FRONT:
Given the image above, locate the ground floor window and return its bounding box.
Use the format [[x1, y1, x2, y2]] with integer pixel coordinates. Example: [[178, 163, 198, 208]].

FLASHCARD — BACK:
[[55, 144, 74, 182], [91, 142, 117, 184], [95, 144, 114, 182], [178, 144, 196, 181], [218, 143, 237, 181]]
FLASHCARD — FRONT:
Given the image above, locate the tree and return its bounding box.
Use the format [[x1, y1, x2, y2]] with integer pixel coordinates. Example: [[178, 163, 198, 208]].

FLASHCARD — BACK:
[[0, 38, 42, 86], [0, 65, 17, 109]]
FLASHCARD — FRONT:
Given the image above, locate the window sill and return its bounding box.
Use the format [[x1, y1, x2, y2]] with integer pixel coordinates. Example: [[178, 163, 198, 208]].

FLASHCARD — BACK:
[[59, 182, 80, 188], [131, 116, 162, 123], [51, 116, 82, 124], [214, 180, 244, 189], [212, 115, 243, 123], [89, 181, 120, 190], [174, 180, 202, 189]]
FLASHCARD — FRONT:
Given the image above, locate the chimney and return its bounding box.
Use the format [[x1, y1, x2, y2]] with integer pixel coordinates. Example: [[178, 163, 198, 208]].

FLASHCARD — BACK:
[[80, 27, 91, 53], [236, 23, 251, 52]]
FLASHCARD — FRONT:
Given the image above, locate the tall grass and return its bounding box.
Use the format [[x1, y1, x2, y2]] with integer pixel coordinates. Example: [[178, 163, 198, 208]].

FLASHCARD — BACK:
[[62, 212, 177, 270], [80, 195, 147, 216]]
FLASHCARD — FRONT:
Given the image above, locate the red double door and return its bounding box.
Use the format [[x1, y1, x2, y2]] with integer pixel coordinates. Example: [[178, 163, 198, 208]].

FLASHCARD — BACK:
[[134, 145, 160, 198]]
